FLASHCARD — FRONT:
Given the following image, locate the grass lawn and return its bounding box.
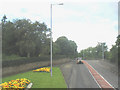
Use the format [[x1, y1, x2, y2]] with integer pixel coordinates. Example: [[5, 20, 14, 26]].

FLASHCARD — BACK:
[[2, 67, 67, 88]]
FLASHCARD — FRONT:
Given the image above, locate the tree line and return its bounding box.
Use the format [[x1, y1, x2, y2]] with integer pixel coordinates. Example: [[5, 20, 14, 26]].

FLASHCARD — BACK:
[[78, 35, 120, 64], [2, 15, 78, 59], [1, 15, 119, 64]]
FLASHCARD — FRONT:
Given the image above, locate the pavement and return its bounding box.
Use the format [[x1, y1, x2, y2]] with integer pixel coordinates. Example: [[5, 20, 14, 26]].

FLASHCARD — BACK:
[[60, 60, 118, 89]]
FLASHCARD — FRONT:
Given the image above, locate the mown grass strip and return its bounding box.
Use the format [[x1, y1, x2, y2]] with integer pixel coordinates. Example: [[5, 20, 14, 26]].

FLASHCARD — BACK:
[[2, 67, 67, 88]]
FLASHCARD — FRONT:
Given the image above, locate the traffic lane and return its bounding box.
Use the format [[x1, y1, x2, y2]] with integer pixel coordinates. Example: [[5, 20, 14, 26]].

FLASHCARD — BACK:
[[60, 61, 73, 86], [86, 60, 118, 88], [69, 62, 99, 88]]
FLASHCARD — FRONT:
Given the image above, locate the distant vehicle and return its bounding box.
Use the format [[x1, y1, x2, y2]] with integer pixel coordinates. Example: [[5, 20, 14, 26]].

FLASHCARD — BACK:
[[76, 57, 83, 64]]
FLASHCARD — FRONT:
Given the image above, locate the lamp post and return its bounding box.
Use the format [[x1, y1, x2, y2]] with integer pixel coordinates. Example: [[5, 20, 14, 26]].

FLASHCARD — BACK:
[[50, 3, 63, 77]]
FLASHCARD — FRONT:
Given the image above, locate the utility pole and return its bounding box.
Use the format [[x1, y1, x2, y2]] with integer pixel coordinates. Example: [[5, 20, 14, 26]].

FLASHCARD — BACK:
[[98, 42, 105, 60], [102, 43, 104, 60]]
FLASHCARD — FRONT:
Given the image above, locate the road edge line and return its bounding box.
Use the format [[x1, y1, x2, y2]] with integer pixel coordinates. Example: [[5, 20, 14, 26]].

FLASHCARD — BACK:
[[84, 63, 102, 89], [85, 60, 115, 89], [90, 64, 115, 89]]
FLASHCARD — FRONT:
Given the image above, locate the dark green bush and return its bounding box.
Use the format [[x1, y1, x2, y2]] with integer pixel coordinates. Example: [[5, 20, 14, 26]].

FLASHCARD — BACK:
[[2, 55, 68, 67]]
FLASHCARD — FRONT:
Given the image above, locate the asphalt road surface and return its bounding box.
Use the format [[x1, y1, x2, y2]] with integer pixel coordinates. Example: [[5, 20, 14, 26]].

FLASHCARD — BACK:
[[60, 60, 118, 88], [60, 61, 99, 88], [69, 61, 99, 88], [86, 60, 118, 88]]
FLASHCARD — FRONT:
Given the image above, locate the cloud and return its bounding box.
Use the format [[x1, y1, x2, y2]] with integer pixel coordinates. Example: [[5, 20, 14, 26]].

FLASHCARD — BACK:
[[0, 1, 118, 52], [52, 20, 117, 51], [0, 2, 50, 21]]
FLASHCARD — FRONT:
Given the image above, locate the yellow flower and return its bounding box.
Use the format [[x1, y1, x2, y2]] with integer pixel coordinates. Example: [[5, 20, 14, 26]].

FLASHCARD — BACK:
[[33, 67, 51, 72]]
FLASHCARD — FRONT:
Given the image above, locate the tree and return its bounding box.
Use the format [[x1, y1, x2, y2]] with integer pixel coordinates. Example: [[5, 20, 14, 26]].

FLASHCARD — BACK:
[[2, 16, 78, 59], [116, 35, 120, 64], [109, 45, 118, 63], [55, 36, 69, 55], [2, 21, 17, 55], [14, 19, 36, 57], [78, 43, 108, 60], [53, 42, 61, 55], [1, 15, 7, 23], [55, 36, 78, 57], [68, 40, 78, 57], [2, 17, 51, 57]]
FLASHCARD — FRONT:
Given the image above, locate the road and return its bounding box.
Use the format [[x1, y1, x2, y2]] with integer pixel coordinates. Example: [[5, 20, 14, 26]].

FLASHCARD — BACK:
[[60, 60, 118, 89], [60, 61, 99, 88], [86, 60, 118, 88], [69, 61, 99, 88]]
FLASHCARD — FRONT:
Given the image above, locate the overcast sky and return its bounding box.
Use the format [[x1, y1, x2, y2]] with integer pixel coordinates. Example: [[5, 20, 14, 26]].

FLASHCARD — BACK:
[[0, 0, 118, 52]]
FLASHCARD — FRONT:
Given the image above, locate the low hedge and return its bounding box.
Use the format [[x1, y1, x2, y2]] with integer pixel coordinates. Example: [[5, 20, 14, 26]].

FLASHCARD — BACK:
[[2, 55, 68, 68]]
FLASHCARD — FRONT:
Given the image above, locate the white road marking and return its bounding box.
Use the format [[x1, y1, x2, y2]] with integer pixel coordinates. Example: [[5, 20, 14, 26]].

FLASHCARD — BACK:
[[84, 64, 102, 89], [85, 61, 115, 89]]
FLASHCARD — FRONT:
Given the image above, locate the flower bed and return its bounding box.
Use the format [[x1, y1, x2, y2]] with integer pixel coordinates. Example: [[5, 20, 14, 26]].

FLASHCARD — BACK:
[[33, 67, 51, 72], [0, 78, 31, 89]]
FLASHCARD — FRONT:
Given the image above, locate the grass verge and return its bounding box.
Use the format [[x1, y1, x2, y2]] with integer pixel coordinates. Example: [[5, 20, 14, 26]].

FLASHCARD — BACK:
[[2, 67, 67, 88]]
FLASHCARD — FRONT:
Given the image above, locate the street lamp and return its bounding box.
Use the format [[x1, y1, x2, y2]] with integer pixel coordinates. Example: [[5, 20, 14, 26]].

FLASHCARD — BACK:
[[50, 3, 63, 77]]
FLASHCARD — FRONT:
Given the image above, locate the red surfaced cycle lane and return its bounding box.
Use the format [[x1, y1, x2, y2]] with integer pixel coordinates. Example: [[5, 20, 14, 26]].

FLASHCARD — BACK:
[[82, 60, 115, 90]]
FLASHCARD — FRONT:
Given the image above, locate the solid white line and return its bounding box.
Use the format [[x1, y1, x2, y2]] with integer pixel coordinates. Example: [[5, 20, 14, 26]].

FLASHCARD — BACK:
[[98, 72, 115, 89], [84, 63, 102, 89], [85, 61, 115, 89]]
